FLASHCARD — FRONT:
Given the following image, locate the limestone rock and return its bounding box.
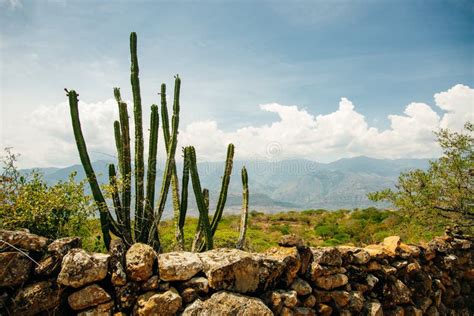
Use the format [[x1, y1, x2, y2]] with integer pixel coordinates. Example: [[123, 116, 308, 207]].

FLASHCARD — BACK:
[[116, 282, 140, 310], [126, 243, 156, 282], [348, 291, 365, 312], [330, 290, 350, 308], [181, 288, 198, 304], [68, 284, 111, 311], [0, 229, 49, 251], [35, 255, 61, 276], [311, 247, 342, 266], [57, 248, 109, 288], [382, 236, 401, 255], [198, 248, 285, 293], [134, 289, 182, 316], [303, 294, 316, 308], [294, 307, 316, 316], [179, 277, 209, 294], [316, 303, 333, 316], [264, 246, 301, 286], [310, 262, 346, 279], [182, 291, 272, 316], [290, 277, 312, 296], [383, 279, 411, 305], [314, 273, 349, 290], [77, 301, 114, 316], [12, 281, 63, 315], [48, 236, 81, 256], [158, 251, 202, 281], [365, 300, 383, 316], [141, 275, 160, 291], [279, 234, 304, 247], [0, 252, 32, 287], [262, 289, 298, 314], [109, 239, 127, 286]]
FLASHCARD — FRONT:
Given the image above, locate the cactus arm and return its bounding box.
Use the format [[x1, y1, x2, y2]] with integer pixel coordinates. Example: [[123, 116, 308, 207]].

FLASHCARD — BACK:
[[113, 121, 124, 178], [236, 166, 249, 250], [117, 100, 133, 243], [142, 104, 159, 242], [109, 163, 123, 226], [160, 84, 171, 148], [210, 143, 235, 235], [177, 147, 189, 250], [130, 32, 145, 238], [147, 76, 181, 249], [67, 90, 112, 249], [188, 147, 213, 251]]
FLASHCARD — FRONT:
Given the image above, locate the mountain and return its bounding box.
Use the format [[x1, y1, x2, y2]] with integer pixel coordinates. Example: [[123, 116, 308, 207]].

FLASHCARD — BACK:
[[21, 157, 431, 218]]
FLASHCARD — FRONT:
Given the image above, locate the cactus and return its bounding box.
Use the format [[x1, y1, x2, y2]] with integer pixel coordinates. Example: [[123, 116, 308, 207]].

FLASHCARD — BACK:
[[160, 83, 184, 250], [130, 32, 145, 241], [67, 32, 242, 251], [187, 146, 213, 251], [236, 166, 249, 250]]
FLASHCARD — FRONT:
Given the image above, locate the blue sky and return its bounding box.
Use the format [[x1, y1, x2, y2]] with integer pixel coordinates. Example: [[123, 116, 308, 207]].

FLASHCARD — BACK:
[[0, 0, 473, 167]]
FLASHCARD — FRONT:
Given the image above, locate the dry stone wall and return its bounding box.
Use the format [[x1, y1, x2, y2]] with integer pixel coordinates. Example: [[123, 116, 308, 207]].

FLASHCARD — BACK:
[[0, 229, 472, 315]]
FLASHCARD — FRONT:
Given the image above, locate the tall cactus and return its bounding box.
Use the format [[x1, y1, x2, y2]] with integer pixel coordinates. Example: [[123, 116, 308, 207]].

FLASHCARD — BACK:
[[130, 32, 145, 239], [67, 32, 242, 252], [236, 166, 249, 250]]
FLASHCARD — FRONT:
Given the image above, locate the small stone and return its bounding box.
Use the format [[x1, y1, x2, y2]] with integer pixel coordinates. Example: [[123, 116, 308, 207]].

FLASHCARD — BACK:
[[264, 246, 301, 286], [141, 275, 160, 291], [262, 289, 298, 314], [365, 300, 383, 316], [134, 289, 182, 316], [109, 239, 127, 286], [68, 284, 111, 311], [316, 303, 333, 316], [366, 274, 379, 289], [12, 281, 63, 315], [77, 301, 114, 316], [405, 306, 423, 316], [0, 229, 49, 252], [116, 282, 140, 311], [48, 237, 82, 256], [294, 307, 316, 316], [311, 247, 342, 266], [314, 273, 348, 290], [290, 278, 312, 296], [126, 243, 156, 282], [57, 249, 109, 288], [181, 288, 197, 304], [348, 291, 365, 313], [382, 236, 401, 255], [392, 260, 408, 270], [385, 306, 405, 316], [383, 279, 411, 305], [330, 291, 350, 308], [310, 262, 346, 279], [303, 295, 316, 308], [179, 277, 209, 294], [407, 261, 421, 273], [279, 234, 304, 247], [0, 252, 32, 287], [364, 244, 387, 258], [182, 291, 272, 316], [35, 255, 61, 276], [158, 251, 202, 281]]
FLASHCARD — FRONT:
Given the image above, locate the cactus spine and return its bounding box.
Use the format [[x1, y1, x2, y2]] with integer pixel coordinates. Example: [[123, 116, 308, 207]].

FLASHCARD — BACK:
[[236, 166, 249, 250]]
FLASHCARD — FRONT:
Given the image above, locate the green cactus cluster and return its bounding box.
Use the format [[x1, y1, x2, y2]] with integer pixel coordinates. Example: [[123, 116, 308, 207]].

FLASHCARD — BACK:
[[66, 32, 249, 252]]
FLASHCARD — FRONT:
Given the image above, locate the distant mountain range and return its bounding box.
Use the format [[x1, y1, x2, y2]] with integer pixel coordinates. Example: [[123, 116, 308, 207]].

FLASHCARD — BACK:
[[21, 156, 431, 218]]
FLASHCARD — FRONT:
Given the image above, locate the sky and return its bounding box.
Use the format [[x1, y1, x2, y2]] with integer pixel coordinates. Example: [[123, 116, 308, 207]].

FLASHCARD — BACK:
[[0, 0, 473, 168]]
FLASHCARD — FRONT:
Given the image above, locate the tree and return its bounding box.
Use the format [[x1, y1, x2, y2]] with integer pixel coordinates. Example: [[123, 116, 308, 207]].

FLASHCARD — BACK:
[[368, 122, 473, 233]]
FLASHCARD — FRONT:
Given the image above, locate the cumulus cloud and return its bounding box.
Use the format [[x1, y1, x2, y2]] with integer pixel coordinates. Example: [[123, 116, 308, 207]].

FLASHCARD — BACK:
[[21, 84, 474, 167]]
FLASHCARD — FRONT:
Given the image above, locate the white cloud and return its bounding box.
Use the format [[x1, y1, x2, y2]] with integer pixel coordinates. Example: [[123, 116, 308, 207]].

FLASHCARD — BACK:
[[14, 84, 474, 167]]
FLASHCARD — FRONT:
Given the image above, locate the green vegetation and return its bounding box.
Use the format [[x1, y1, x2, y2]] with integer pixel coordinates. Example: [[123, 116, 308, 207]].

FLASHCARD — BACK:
[[369, 122, 473, 235], [0, 148, 103, 251]]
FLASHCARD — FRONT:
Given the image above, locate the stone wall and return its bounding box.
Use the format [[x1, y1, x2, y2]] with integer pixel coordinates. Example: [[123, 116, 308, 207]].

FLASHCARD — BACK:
[[0, 229, 472, 315]]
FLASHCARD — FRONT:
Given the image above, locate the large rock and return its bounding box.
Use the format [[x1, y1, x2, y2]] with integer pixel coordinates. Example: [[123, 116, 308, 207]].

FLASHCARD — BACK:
[[68, 284, 111, 311], [382, 236, 401, 255], [264, 246, 301, 286], [0, 229, 49, 251], [0, 252, 32, 287], [134, 289, 182, 316], [158, 252, 203, 281], [12, 281, 63, 315], [314, 273, 349, 290], [198, 248, 286, 293], [57, 248, 109, 288], [311, 247, 342, 266], [290, 277, 312, 296], [182, 291, 272, 316], [262, 289, 298, 314], [126, 243, 156, 282]]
